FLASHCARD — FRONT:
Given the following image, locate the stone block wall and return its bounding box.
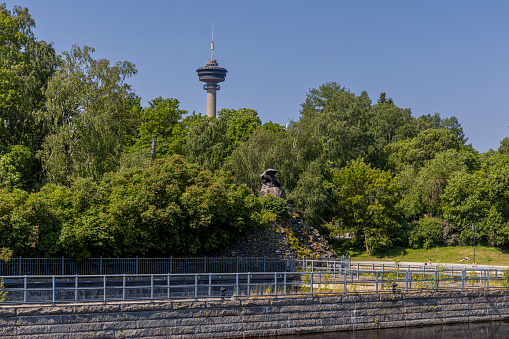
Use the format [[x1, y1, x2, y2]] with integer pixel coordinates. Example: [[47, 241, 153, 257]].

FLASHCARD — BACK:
[[1, 290, 509, 338]]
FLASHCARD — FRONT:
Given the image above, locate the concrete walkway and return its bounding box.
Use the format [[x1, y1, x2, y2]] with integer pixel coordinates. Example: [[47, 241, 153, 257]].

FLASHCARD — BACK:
[[352, 260, 509, 270]]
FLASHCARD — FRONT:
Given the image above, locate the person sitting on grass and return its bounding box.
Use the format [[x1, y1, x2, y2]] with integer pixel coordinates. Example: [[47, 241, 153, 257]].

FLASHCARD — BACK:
[[460, 256, 470, 262]]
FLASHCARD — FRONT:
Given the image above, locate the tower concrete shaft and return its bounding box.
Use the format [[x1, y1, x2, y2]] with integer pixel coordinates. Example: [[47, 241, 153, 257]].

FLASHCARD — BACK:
[[206, 86, 217, 118], [197, 59, 227, 118]]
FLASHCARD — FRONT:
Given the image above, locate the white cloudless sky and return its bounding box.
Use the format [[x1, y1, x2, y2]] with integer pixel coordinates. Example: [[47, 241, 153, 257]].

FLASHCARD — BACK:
[[4, 0, 509, 152]]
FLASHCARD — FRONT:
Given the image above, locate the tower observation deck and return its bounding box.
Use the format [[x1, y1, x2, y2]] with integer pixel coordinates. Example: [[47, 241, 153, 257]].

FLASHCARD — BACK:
[[196, 42, 227, 118]]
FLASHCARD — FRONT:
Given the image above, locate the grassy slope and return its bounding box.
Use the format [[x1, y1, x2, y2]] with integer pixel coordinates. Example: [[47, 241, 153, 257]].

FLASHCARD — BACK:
[[330, 240, 509, 266]]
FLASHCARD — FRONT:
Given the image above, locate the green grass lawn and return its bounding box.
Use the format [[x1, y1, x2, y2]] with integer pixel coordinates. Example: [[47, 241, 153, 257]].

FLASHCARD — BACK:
[[330, 239, 509, 266]]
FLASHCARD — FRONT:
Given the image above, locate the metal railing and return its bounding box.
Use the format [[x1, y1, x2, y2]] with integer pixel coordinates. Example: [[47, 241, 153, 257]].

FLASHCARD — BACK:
[[0, 256, 301, 276], [303, 259, 505, 277], [1, 259, 506, 304]]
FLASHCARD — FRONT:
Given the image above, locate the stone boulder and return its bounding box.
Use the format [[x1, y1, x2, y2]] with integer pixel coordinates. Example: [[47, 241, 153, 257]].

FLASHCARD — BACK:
[[259, 187, 286, 200]]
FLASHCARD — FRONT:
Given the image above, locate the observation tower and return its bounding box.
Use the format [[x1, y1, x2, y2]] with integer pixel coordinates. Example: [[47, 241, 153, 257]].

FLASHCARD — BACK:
[[196, 38, 228, 118]]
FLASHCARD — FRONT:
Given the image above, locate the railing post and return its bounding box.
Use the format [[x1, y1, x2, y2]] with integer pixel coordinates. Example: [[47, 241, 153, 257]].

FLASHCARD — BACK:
[[100, 256, 103, 275], [284, 272, 287, 295], [150, 275, 154, 301], [19, 256, 22, 276], [167, 274, 170, 299], [247, 273, 251, 296], [62, 256, 65, 275], [487, 269, 490, 290], [310, 272, 314, 295], [136, 256, 139, 275], [237, 256, 239, 273], [461, 268, 465, 291], [75, 275, 78, 302], [123, 275, 126, 300], [204, 256, 207, 273], [344, 267, 347, 295], [208, 273, 212, 297], [406, 269, 409, 292], [274, 272, 278, 298], [52, 275, 55, 304], [103, 275, 107, 303], [24, 276, 27, 303], [170, 256, 173, 274], [434, 270, 438, 292], [376, 271, 378, 294], [236, 273, 239, 299], [195, 274, 198, 300], [264, 256, 266, 273]]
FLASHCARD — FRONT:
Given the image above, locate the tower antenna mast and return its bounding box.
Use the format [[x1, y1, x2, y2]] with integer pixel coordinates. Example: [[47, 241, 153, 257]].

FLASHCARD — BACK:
[[211, 22, 214, 60]]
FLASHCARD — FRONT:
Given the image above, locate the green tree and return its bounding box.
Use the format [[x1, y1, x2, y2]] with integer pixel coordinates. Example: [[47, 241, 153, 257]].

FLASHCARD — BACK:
[[371, 97, 418, 146], [39, 45, 138, 186], [177, 108, 263, 172], [0, 5, 29, 144], [181, 115, 230, 172], [409, 217, 445, 249], [0, 145, 35, 191], [385, 128, 464, 171], [299, 82, 377, 168], [0, 5, 58, 151], [0, 184, 72, 257], [225, 122, 323, 196], [58, 156, 261, 258], [396, 149, 473, 219], [418, 113, 467, 143], [131, 97, 186, 156], [442, 153, 509, 248], [287, 158, 336, 228], [334, 159, 401, 255], [499, 137, 509, 154], [217, 108, 262, 151]]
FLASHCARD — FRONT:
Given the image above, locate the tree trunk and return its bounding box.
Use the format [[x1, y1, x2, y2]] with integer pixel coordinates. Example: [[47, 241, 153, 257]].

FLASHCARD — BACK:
[[363, 223, 370, 255], [64, 143, 71, 188], [151, 136, 157, 161]]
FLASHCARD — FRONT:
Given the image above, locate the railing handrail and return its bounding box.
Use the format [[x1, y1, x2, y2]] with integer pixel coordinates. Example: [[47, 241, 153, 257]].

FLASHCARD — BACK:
[[0, 265, 503, 305]]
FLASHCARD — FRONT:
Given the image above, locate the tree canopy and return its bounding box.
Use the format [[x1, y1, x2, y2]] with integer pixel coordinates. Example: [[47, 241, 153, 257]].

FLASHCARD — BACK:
[[2, 4, 509, 258]]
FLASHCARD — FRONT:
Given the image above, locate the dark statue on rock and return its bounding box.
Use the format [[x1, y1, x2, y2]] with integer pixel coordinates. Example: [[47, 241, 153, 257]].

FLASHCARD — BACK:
[[259, 169, 286, 200], [260, 169, 281, 189]]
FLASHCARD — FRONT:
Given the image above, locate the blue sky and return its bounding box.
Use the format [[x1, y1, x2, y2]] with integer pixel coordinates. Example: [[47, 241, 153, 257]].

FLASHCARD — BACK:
[[4, 1, 509, 152]]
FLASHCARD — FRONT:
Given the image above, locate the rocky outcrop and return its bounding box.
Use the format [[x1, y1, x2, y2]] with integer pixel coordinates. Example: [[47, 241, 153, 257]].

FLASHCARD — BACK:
[[259, 186, 286, 199], [218, 206, 336, 259]]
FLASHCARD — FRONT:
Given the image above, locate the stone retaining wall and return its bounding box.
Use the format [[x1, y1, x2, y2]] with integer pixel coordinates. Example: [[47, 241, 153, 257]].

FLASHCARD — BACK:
[[1, 290, 509, 338]]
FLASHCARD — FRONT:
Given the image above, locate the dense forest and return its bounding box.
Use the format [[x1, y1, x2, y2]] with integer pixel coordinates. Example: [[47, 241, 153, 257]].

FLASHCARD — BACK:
[[2, 5, 509, 258]]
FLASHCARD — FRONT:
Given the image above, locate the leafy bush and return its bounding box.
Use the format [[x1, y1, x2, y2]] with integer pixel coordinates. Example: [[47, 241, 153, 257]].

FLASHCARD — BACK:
[[59, 155, 262, 258], [0, 155, 262, 258], [409, 217, 444, 249], [259, 195, 288, 223]]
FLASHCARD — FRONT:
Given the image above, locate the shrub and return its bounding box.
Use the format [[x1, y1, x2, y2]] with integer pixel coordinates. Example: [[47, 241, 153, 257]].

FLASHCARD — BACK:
[[259, 195, 288, 223], [409, 217, 444, 249]]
